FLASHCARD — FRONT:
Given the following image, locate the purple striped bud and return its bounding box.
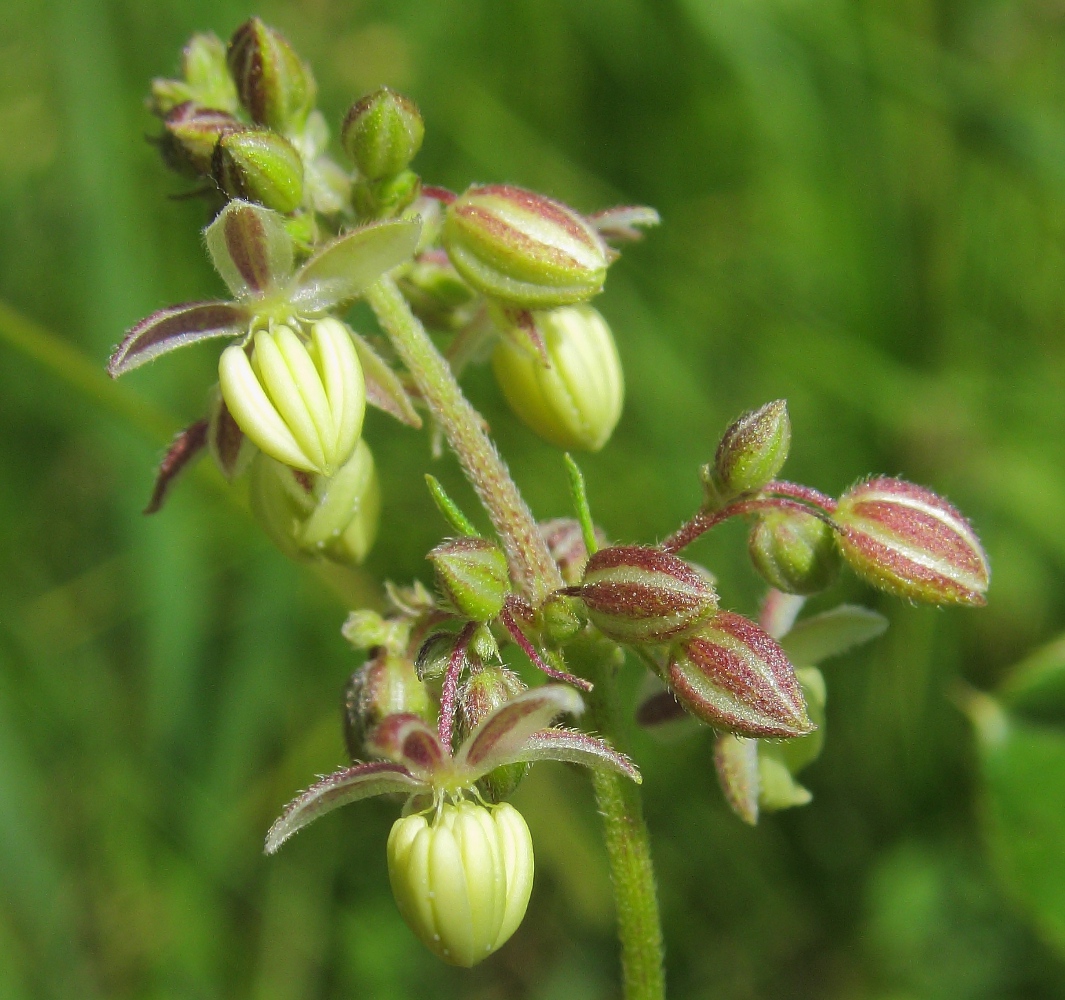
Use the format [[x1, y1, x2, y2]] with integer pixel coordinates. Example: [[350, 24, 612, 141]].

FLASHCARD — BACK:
[[343, 649, 432, 761], [443, 184, 609, 309], [667, 612, 813, 738], [577, 545, 718, 645], [833, 477, 989, 606], [212, 129, 304, 213], [160, 103, 245, 176], [748, 509, 840, 595], [707, 400, 791, 504], [428, 537, 511, 622], [342, 87, 424, 180], [227, 18, 316, 132]]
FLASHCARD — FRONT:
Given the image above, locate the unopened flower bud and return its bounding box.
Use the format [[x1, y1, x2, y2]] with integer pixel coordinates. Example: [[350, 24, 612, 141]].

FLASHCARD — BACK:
[[577, 545, 718, 645], [150, 33, 238, 117], [492, 305, 624, 452], [458, 666, 529, 801], [667, 611, 813, 738], [427, 538, 511, 622], [219, 318, 366, 476], [160, 103, 245, 175], [763, 666, 826, 779], [539, 593, 586, 647], [833, 477, 990, 606], [443, 184, 609, 308], [213, 129, 304, 213], [342, 87, 425, 180], [343, 649, 432, 760], [249, 439, 381, 566], [748, 509, 841, 595], [707, 400, 791, 504], [387, 801, 534, 966], [227, 18, 316, 132], [342, 609, 408, 655]]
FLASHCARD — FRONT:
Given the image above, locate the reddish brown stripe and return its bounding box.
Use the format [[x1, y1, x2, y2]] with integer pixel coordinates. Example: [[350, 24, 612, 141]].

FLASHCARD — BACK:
[[474, 185, 599, 249], [224, 205, 272, 291], [585, 545, 708, 590]]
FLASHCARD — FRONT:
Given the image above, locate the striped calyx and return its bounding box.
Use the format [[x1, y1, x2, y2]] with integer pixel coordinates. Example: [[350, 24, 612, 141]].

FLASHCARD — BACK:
[[387, 802, 534, 967], [161, 103, 244, 176], [342, 87, 425, 180], [833, 477, 989, 606], [492, 304, 624, 452], [226, 18, 316, 132], [428, 538, 511, 622], [577, 545, 718, 645], [443, 184, 609, 308], [343, 649, 431, 761], [748, 509, 840, 595], [667, 611, 813, 738], [212, 129, 304, 214]]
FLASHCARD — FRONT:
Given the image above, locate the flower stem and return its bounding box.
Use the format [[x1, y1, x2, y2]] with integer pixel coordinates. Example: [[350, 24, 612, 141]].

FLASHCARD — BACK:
[[365, 276, 562, 604], [661, 495, 833, 553]]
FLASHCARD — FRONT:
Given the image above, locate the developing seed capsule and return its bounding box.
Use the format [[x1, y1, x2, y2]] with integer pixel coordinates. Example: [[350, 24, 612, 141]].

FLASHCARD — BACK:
[[492, 305, 624, 452], [748, 509, 841, 595], [427, 538, 511, 622], [577, 545, 718, 645], [443, 185, 609, 308], [219, 318, 365, 476], [833, 477, 990, 606], [387, 801, 535, 966]]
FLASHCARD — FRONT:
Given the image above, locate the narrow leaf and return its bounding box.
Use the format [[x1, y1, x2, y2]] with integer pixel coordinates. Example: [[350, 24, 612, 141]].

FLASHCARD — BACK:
[[144, 419, 208, 514], [265, 762, 423, 854], [504, 728, 641, 783], [288, 218, 421, 313], [350, 330, 422, 427], [780, 605, 888, 665], [204, 199, 295, 298], [425, 475, 479, 537], [564, 454, 598, 556], [455, 684, 584, 781], [365, 713, 446, 781], [108, 301, 246, 376]]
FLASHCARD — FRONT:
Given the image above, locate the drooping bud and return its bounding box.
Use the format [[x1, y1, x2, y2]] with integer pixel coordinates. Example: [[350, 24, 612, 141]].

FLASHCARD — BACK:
[[150, 32, 238, 117], [218, 317, 366, 476], [706, 400, 791, 505], [576, 545, 718, 645], [226, 18, 316, 132], [458, 666, 529, 801], [667, 611, 813, 738], [832, 477, 990, 606], [748, 509, 841, 595], [492, 305, 624, 452], [342, 87, 425, 180], [427, 538, 511, 622], [343, 649, 432, 760], [160, 103, 245, 176], [387, 801, 534, 966], [249, 439, 381, 565], [212, 130, 304, 213], [443, 184, 610, 308]]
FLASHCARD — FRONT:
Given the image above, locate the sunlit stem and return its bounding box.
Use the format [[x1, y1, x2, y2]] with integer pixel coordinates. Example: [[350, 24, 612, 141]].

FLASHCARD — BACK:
[[661, 495, 833, 553]]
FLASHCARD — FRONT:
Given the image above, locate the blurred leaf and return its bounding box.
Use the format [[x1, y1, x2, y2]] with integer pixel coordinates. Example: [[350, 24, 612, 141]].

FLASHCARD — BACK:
[[998, 633, 1065, 725], [780, 604, 888, 666]]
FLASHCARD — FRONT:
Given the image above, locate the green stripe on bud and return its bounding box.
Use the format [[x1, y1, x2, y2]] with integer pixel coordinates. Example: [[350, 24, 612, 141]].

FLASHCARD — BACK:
[[492, 305, 624, 452], [213, 129, 304, 213], [577, 545, 718, 645], [219, 318, 366, 475], [428, 538, 511, 622], [667, 611, 813, 738], [226, 18, 316, 132], [833, 477, 990, 606], [343, 649, 431, 761], [342, 87, 425, 180], [443, 185, 609, 308], [387, 801, 534, 967], [748, 509, 841, 595], [707, 400, 790, 504]]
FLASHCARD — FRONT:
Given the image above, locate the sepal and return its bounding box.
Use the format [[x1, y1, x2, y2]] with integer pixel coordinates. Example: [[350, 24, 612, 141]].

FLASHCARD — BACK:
[[587, 205, 661, 243], [143, 419, 208, 514], [366, 713, 446, 781], [205, 199, 295, 299]]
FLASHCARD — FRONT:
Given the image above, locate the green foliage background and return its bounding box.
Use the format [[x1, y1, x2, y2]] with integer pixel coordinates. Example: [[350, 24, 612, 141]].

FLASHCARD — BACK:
[[2, 0, 1065, 997]]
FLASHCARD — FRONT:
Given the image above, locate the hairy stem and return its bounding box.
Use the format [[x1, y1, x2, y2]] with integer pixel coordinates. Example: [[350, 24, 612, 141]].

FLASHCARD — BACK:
[[575, 639, 666, 1000], [661, 495, 832, 553], [365, 276, 562, 603]]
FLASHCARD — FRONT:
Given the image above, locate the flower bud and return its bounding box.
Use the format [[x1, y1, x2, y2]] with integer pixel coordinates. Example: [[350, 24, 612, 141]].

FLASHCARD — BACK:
[[212, 129, 304, 213], [492, 305, 624, 452], [762, 666, 826, 778], [387, 801, 534, 966], [219, 318, 366, 476], [150, 33, 238, 117], [226, 18, 316, 132], [577, 545, 718, 645], [249, 439, 381, 566], [427, 538, 511, 622], [748, 509, 841, 595], [706, 400, 791, 504], [342, 609, 409, 655], [443, 184, 609, 308], [458, 666, 529, 802], [833, 477, 990, 606], [538, 593, 586, 647], [344, 649, 432, 760], [667, 611, 813, 738], [160, 103, 245, 176], [342, 87, 425, 180]]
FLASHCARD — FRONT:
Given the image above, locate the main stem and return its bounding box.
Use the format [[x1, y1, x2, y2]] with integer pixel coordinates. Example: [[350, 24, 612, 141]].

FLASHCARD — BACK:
[[366, 276, 665, 999]]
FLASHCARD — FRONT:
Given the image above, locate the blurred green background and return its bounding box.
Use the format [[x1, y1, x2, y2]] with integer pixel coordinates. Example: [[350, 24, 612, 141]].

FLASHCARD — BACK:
[[3, 0, 1065, 997]]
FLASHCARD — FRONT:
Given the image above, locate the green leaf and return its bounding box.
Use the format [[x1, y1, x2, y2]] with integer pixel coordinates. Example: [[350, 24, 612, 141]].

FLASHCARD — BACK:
[[288, 218, 421, 313], [780, 604, 887, 665], [998, 633, 1065, 723]]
